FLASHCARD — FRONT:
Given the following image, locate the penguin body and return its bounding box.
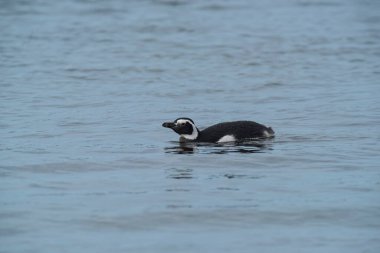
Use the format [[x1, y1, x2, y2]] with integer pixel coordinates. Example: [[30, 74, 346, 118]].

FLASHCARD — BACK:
[[162, 118, 274, 143]]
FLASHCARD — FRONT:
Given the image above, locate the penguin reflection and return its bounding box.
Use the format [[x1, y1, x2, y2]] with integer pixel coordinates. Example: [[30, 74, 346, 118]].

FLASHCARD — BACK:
[[164, 141, 271, 154], [164, 141, 197, 154]]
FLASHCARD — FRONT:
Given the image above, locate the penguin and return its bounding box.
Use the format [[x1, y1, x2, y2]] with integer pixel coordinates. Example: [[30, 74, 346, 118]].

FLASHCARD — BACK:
[[162, 117, 274, 143]]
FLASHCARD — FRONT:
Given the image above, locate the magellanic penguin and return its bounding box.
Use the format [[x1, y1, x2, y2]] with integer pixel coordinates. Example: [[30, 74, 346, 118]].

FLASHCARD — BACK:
[[162, 117, 274, 143]]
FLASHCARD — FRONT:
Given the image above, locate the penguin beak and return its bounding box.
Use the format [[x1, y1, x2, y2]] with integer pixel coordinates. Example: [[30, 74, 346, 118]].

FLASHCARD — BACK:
[[162, 122, 176, 128]]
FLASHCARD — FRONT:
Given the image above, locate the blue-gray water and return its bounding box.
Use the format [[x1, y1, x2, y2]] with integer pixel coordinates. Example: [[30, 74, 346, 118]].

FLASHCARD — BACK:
[[1, 0, 380, 252]]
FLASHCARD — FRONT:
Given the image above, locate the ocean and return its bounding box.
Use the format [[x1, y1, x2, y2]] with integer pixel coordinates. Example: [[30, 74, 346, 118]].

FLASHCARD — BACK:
[[1, 0, 380, 252]]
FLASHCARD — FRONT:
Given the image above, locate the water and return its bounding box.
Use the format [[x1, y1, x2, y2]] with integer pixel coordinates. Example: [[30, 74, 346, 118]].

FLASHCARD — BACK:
[[1, 0, 380, 252]]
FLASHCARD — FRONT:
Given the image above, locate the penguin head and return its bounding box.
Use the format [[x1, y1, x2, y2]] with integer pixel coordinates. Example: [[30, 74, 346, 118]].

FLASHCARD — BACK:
[[162, 117, 199, 141]]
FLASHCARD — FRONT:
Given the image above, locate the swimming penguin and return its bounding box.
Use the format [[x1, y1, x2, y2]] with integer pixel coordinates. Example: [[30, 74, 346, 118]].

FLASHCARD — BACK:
[[162, 117, 274, 143]]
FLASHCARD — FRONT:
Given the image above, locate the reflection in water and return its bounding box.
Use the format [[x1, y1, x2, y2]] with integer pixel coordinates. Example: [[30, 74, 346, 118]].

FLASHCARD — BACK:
[[166, 167, 193, 179], [165, 142, 196, 154], [164, 140, 273, 154]]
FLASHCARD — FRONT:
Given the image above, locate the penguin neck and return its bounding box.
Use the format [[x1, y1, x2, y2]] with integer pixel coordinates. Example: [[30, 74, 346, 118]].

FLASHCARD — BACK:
[[180, 127, 200, 141]]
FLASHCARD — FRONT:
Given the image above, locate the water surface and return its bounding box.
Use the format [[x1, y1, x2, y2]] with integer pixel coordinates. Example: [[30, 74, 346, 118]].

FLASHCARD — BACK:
[[1, 0, 380, 252]]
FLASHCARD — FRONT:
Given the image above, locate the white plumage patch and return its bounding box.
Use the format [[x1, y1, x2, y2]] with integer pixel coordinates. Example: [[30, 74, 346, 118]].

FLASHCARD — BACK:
[[217, 135, 236, 143], [263, 130, 274, 137]]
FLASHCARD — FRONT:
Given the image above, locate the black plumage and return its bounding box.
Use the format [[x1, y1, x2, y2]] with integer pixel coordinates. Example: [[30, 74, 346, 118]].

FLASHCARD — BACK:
[[196, 121, 273, 142]]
